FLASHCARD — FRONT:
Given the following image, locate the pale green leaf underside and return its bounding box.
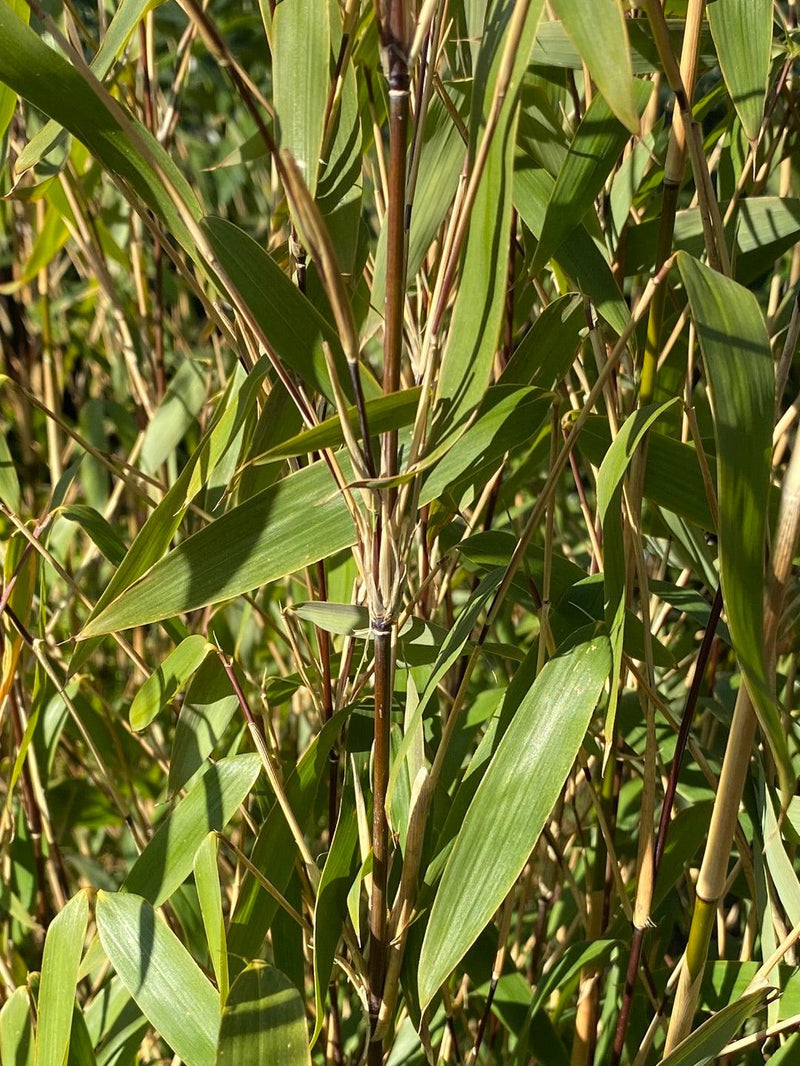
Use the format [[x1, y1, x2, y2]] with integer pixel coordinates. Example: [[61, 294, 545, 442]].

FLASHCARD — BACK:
[[418, 636, 611, 1007], [96, 891, 220, 1066]]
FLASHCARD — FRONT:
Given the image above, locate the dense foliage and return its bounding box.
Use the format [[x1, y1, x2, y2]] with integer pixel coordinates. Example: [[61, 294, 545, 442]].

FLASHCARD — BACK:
[[2, 0, 800, 1063]]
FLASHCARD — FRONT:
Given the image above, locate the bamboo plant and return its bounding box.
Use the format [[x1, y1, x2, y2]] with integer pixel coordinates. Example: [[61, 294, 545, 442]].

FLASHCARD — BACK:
[[2, 0, 800, 1064]]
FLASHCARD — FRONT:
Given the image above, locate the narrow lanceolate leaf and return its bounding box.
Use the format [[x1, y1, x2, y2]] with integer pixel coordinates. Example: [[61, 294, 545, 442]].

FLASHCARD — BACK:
[[551, 0, 639, 133], [217, 963, 311, 1066], [36, 889, 89, 1066], [272, 0, 329, 197], [123, 753, 261, 906], [140, 360, 207, 475], [597, 399, 678, 744], [678, 252, 793, 798], [657, 986, 771, 1066], [195, 833, 229, 1002], [130, 635, 212, 731], [531, 79, 652, 272], [169, 656, 241, 794], [62, 505, 127, 566], [96, 891, 220, 1066], [0, 4, 202, 257], [79, 370, 244, 639], [433, 0, 546, 442], [311, 798, 360, 1044], [200, 218, 376, 404], [500, 293, 585, 390], [248, 387, 421, 464], [418, 636, 611, 1009], [81, 458, 356, 636], [707, 0, 772, 143], [386, 570, 503, 816], [0, 0, 27, 148], [15, 0, 166, 172], [0, 987, 34, 1066], [514, 165, 629, 337], [0, 429, 21, 512], [228, 709, 349, 967]]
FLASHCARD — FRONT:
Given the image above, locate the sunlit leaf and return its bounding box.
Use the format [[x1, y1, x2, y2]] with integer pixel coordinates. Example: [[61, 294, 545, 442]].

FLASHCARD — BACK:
[[81, 459, 357, 636], [217, 962, 311, 1065], [123, 753, 261, 906], [130, 634, 212, 731], [551, 0, 639, 132], [36, 890, 89, 1066], [418, 635, 611, 1007], [96, 891, 220, 1066], [707, 0, 772, 143]]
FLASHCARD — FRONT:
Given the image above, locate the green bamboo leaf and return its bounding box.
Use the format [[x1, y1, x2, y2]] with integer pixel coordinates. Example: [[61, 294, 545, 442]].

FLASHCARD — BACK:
[[420, 386, 552, 507], [514, 164, 629, 337], [707, 0, 772, 144], [15, 0, 164, 173], [418, 635, 611, 1008], [657, 986, 771, 1066], [550, 0, 639, 132], [140, 360, 208, 476], [0, 0, 27, 150], [70, 462, 210, 679], [78, 366, 248, 643], [194, 833, 229, 1002], [96, 891, 220, 1066], [597, 399, 679, 741], [624, 198, 800, 285], [201, 217, 378, 404], [387, 569, 503, 819], [169, 656, 241, 794], [0, 5, 202, 258], [247, 387, 421, 465], [273, 0, 329, 197], [228, 708, 349, 967], [489, 939, 619, 1063], [531, 17, 714, 74], [760, 781, 800, 927], [123, 753, 261, 906], [0, 987, 34, 1066], [36, 889, 89, 1066], [433, 113, 520, 441], [677, 252, 793, 798], [81, 458, 356, 636], [531, 79, 652, 272], [500, 293, 585, 389], [212, 130, 268, 170], [433, 0, 546, 441], [292, 601, 371, 636], [577, 414, 716, 531], [0, 428, 21, 512], [311, 796, 359, 1044], [66, 1004, 97, 1066], [61, 505, 127, 566], [217, 962, 311, 1065], [130, 634, 212, 731]]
